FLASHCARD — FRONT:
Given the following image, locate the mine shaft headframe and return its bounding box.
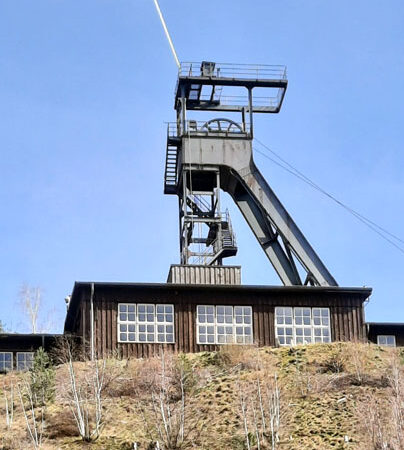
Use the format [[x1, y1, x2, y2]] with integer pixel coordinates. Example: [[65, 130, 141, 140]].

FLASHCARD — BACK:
[[175, 61, 288, 117]]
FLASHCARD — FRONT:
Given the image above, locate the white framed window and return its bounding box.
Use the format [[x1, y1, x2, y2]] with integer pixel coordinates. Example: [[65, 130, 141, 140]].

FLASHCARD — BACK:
[[118, 303, 174, 344], [377, 335, 396, 347], [0, 352, 13, 372], [275, 307, 331, 346], [196, 305, 253, 345], [16, 352, 34, 371]]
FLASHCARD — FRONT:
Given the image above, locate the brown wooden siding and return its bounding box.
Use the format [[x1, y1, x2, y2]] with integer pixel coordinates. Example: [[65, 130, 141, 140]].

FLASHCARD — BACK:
[[76, 285, 368, 359]]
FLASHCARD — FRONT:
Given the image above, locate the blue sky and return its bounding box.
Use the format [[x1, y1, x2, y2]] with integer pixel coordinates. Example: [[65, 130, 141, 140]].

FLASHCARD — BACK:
[[0, 0, 403, 332]]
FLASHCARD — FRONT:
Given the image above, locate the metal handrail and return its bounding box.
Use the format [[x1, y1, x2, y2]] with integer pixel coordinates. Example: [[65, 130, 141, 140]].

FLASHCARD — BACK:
[[167, 121, 251, 139], [179, 62, 287, 80], [193, 93, 282, 107]]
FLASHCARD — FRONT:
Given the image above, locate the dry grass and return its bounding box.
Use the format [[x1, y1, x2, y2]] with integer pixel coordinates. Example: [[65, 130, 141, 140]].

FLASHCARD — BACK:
[[0, 342, 402, 449]]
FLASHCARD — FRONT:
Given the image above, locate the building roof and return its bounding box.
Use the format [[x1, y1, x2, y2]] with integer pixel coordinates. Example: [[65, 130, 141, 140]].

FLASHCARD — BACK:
[[64, 280, 372, 332]]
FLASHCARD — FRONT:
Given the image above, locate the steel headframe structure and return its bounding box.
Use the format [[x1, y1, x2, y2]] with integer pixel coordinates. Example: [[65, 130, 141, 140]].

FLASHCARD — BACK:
[[163, 61, 337, 286]]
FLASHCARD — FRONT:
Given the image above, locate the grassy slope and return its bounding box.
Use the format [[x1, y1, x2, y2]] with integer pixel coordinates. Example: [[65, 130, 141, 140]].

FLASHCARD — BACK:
[[0, 343, 402, 449]]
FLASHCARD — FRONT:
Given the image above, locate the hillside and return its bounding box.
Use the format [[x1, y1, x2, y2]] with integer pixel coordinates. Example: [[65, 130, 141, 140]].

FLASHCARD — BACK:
[[1, 343, 403, 449]]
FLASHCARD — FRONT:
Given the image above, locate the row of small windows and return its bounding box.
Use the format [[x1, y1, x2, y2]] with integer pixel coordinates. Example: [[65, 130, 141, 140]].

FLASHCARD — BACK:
[[118, 304, 174, 343], [377, 335, 396, 347], [197, 305, 253, 344], [117, 304, 336, 347], [275, 307, 331, 346], [0, 352, 34, 372]]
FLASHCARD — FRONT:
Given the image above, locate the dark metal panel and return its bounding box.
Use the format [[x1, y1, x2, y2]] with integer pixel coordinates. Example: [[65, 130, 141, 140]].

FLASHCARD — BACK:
[[102, 297, 107, 358]]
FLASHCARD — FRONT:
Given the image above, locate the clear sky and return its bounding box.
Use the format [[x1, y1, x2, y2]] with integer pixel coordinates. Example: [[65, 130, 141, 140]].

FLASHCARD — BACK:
[[1, 0, 403, 332]]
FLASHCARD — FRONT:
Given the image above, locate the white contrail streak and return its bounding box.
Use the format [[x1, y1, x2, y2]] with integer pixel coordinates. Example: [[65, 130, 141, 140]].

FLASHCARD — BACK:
[[152, 0, 180, 69]]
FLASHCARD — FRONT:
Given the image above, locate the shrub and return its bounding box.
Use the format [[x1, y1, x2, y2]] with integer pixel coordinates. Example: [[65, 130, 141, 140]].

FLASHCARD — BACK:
[[322, 345, 345, 374], [29, 347, 55, 407]]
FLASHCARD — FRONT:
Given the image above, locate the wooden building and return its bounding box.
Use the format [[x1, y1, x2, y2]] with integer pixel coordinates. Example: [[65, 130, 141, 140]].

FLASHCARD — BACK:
[[367, 322, 404, 347], [0, 333, 61, 372], [63, 277, 372, 359]]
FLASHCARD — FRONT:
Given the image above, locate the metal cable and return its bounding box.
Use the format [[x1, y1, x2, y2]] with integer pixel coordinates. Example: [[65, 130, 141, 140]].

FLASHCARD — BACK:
[[253, 139, 404, 255]]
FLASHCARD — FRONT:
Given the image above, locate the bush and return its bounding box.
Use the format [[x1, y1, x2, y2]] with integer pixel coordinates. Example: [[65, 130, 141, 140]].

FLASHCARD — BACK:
[[322, 345, 345, 374], [30, 347, 55, 406]]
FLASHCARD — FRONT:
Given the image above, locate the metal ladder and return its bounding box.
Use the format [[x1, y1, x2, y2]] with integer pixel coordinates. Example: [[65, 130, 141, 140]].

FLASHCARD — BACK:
[[164, 143, 179, 194]]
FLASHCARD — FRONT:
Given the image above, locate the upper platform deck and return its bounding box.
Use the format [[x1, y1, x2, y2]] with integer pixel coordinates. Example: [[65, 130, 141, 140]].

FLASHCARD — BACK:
[[175, 61, 288, 113]]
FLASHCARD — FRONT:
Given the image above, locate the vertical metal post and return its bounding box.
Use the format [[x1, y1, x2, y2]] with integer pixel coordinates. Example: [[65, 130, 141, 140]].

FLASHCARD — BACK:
[[178, 196, 183, 264], [248, 88, 254, 138], [90, 282, 95, 361], [180, 85, 187, 134], [216, 170, 222, 266], [241, 107, 246, 133], [182, 168, 189, 264]]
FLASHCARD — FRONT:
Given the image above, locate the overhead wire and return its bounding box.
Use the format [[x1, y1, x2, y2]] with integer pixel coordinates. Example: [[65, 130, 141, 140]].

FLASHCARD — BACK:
[[253, 138, 404, 256]]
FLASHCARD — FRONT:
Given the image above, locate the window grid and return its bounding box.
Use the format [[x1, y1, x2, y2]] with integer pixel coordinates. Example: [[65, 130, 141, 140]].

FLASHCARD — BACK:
[[0, 352, 13, 372], [275, 307, 331, 346], [118, 304, 174, 344], [197, 305, 253, 345], [377, 335, 396, 347], [16, 352, 34, 371]]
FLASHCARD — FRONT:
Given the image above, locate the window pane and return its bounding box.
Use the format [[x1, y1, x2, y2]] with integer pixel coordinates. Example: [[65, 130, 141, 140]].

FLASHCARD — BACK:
[[118, 303, 175, 343], [197, 305, 253, 345], [275, 307, 330, 347]]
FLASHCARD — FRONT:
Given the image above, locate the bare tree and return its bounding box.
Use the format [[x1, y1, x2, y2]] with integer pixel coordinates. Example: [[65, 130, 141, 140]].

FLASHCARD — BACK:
[[67, 354, 106, 442], [358, 356, 404, 450], [138, 353, 201, 449], [238, 374, 282, 450], [3, 381, 14, 430], [19, 285, 42, 333], [17, 376, 46, 450]]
